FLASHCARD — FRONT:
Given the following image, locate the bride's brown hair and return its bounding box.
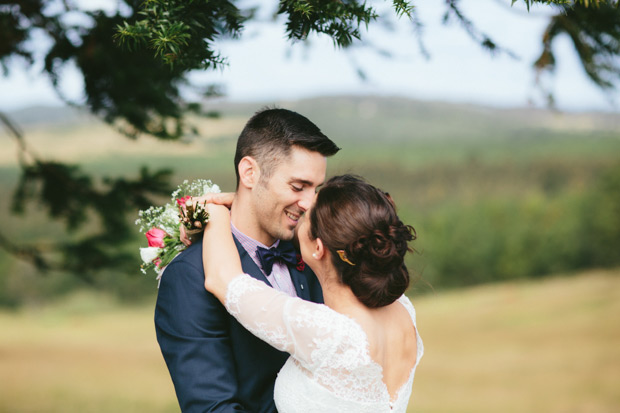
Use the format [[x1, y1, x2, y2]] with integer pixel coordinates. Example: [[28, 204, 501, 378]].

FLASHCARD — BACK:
[[309, 175, 416, 308]]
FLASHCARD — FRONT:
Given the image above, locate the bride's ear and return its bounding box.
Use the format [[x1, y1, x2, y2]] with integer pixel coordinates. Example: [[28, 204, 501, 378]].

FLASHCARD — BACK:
[[238, 156, 260, 189], [314, 238, 325, 260]]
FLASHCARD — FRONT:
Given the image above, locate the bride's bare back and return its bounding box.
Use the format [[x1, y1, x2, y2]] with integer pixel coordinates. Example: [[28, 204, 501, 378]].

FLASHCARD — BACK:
[[344, 298, 419, 401]]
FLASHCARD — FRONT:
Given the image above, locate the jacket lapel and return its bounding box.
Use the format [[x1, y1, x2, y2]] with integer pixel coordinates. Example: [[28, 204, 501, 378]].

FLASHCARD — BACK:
[[278, 240, 310, 300], [232, 235, 273, 288], [288, 265, 311, 300]]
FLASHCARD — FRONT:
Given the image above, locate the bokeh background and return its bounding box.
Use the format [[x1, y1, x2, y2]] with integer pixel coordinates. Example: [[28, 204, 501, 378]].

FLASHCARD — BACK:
[[1, 1, 619, 412]]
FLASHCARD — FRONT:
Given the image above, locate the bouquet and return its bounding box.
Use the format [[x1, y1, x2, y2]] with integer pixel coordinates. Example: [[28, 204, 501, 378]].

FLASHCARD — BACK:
[[136, 179, 220, 279]]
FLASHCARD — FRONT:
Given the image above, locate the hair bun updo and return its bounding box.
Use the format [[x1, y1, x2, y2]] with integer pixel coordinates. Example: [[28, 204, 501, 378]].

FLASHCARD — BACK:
[[309, 175, 417, 308]]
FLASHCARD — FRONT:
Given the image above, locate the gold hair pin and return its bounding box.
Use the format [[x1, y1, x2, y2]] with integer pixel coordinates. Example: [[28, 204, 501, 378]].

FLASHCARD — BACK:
[[336, 250, 355, 266]]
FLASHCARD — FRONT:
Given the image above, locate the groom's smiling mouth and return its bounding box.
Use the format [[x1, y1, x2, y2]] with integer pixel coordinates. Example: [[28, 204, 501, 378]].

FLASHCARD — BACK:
[[285, 210, 301, 224]]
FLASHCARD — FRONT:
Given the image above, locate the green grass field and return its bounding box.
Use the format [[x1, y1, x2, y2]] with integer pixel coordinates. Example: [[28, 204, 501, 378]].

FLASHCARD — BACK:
[[0, 268, 618, 412]]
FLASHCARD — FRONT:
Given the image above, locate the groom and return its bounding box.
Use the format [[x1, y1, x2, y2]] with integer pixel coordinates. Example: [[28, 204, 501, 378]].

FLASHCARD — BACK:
[[155, 108, 340, 412]]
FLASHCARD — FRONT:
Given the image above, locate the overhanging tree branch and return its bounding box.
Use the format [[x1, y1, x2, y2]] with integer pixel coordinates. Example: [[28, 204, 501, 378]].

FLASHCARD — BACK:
[[1, 109, 175, 276], [534, 2, 620, 104]]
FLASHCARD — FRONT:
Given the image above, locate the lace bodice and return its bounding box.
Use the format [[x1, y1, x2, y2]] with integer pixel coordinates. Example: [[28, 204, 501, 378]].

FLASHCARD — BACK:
[[225, 274, 424, 412]]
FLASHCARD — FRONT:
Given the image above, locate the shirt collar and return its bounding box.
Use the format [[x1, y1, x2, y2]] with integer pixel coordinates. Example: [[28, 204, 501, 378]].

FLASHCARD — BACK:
[[230, 222, 280, 252]]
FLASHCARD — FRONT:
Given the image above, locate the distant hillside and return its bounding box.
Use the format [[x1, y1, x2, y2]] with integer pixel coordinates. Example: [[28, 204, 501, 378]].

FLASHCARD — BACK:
[[276, 96, 620, 142], [5, 105, 96, 127], [7, 96, 620, 140]]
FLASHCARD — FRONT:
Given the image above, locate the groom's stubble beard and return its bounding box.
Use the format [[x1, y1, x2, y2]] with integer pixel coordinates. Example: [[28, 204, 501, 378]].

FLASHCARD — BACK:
[[251, 176, 297, 244]]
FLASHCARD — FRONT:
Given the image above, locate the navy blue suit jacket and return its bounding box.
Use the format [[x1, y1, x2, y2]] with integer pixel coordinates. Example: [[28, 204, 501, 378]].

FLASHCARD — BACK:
[[155, 236, 323, 412]]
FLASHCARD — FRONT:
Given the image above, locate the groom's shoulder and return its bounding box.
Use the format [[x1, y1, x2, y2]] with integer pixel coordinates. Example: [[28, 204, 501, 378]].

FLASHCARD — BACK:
[[165, 241, 203, 273], [157, 241, 208, 294], [163, 236, 244, 277]]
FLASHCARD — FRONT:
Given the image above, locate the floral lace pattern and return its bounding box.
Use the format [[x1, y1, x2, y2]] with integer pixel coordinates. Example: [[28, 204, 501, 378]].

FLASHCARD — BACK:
[[225, 274, 423, 412]]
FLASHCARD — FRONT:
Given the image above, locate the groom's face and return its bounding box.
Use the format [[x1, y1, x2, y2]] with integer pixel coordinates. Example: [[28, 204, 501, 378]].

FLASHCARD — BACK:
[[252, 146, 326, 244]]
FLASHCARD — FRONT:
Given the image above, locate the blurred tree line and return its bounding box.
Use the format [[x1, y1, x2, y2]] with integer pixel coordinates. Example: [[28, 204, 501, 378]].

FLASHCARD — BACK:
[[0, 0, 619, 303], [417, 164, 620, 288]]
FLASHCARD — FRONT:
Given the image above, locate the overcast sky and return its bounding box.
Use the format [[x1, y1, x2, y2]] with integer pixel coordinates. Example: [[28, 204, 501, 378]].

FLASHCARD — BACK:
[[0, 0, 617, 112]]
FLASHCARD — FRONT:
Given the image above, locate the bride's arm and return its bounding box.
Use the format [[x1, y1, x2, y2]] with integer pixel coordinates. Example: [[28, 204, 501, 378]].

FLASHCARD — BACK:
[[201, 204, 244, 303], [201, 205, 344, 369]]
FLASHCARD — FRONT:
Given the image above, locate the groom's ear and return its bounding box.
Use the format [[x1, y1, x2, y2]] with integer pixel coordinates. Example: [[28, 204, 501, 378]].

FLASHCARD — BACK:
[[238, 156, 259, 189]]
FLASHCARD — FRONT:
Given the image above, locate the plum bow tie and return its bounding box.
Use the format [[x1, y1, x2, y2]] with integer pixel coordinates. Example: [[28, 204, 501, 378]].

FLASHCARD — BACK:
[[256, 243, 297, 275]]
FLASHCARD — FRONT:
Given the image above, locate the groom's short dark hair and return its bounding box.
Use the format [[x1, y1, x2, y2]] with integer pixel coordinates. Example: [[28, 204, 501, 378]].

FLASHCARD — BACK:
[[234, 108, 340, 187]]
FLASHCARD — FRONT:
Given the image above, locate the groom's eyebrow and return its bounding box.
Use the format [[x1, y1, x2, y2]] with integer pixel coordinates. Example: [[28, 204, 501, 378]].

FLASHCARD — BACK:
[[290, 177, 315, 187]]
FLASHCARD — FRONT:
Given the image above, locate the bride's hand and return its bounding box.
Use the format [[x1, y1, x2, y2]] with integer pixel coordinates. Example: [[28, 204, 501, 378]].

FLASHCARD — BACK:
[[192, 192, 235, 209], [203, 203, 232, 224], [179, 192, 235, 246]]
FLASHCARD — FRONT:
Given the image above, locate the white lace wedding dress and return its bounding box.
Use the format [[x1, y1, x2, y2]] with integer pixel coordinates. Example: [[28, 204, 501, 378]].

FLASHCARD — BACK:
[[225, 274, 424, 413]]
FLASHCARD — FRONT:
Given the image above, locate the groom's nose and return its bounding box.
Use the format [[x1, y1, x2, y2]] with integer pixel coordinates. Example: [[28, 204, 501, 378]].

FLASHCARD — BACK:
[[297, 190, 314, 212]]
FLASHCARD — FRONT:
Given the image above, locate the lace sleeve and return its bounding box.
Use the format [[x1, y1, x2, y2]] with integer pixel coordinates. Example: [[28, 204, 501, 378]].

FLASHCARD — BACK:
[[225, 274, 352, 371]]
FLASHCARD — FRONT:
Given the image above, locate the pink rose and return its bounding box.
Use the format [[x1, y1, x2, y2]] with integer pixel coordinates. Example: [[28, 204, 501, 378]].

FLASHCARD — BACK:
[[145, 227, 166, 248], [176, 196, 191, 207]]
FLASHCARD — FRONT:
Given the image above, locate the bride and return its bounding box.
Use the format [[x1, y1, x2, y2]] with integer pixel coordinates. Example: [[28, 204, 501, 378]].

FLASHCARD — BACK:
[[200, 175, 423, 412]]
